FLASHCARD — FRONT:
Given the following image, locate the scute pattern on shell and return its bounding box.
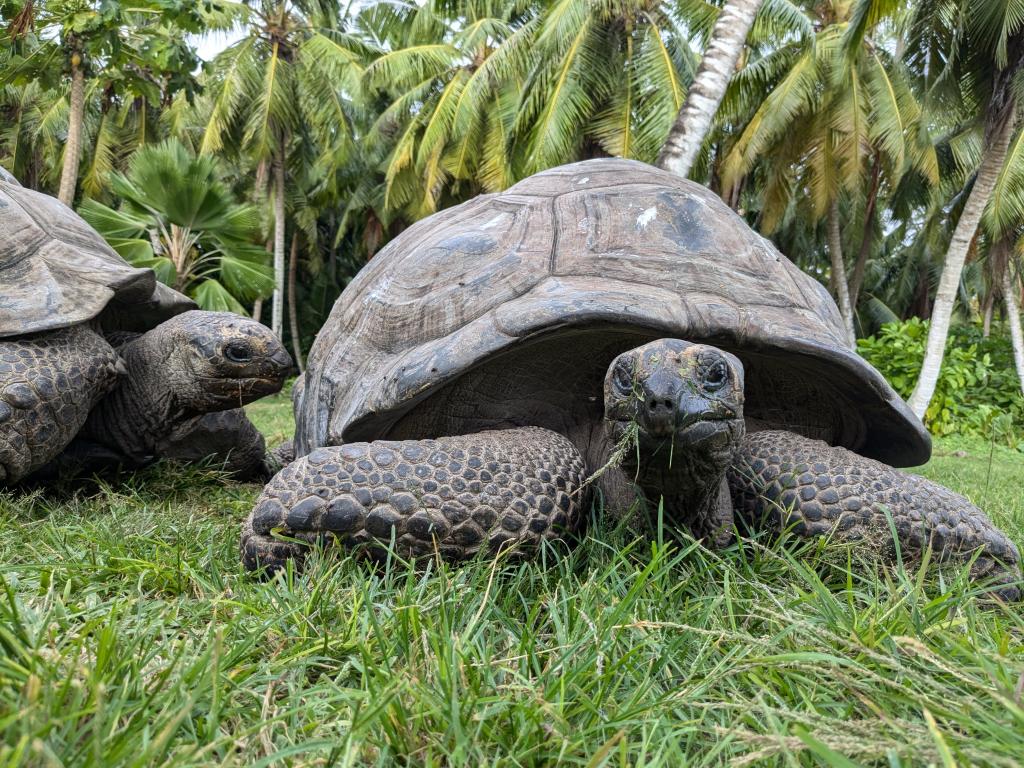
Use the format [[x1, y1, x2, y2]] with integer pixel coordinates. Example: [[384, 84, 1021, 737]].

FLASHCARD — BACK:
[[0, 178, 194, 337], [241, 427, 588, 571], [295, 158, 929, 468]]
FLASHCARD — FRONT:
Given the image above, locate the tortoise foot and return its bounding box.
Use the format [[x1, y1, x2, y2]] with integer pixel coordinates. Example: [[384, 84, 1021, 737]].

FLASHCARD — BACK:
[[157, 409, 272, 481], [241, 427, 588, 573], [728, 430, 1021, 599]]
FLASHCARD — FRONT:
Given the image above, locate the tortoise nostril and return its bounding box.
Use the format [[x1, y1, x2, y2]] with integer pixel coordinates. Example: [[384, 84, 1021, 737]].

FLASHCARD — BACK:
[[647, 397, 674, 412]]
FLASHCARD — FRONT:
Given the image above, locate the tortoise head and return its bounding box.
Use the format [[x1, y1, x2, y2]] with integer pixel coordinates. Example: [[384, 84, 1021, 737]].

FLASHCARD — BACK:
[[604, 339, 745, 474], [143, 310, 293, 411]]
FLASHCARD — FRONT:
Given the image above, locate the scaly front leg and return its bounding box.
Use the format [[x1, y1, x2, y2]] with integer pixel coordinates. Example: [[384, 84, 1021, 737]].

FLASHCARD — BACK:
[[1, 326, 121, 484], [156, 409, 273, 480], [241, 427, 588, 573], [728, 431, 1021, 600]]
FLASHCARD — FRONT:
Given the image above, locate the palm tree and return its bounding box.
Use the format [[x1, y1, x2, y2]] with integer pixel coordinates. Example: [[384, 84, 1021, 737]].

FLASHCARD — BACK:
[[360, 0, 538, 218], [1005, 261, 1024, 396], [989, 235, 1024, 395], [983, 118, 1024, 393], [904, 1, 1024, 417], [1, 0, 207, 205], [718, 2, 936, 344], [79, 139, 274, 313], [0, 78, 61, 189], [366, 0, 719, 219], [0, 62, 183, 203], [518, 0, 709, 173], [196, 0, 368, 338], [657, 0, 764, 177]]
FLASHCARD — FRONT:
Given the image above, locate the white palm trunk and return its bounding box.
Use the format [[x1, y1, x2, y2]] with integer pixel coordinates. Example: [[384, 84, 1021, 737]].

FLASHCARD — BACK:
[[1004, 268, 1024, 396], [271, 158, 286, 340], [57, 63, 85, 207], [907, 114, 1016, 418], [827, 200, 856, 346], [657, 0, 764, 177], [288, 234, 305, 372]]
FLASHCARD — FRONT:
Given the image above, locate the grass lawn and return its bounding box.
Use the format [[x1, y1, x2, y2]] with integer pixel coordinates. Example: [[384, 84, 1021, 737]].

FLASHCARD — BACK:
[[1, 390, 1022, 766]]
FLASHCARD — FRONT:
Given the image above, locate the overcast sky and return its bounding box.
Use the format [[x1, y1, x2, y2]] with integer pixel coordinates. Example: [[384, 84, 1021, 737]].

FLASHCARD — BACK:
[[193, 29, 247, 62]]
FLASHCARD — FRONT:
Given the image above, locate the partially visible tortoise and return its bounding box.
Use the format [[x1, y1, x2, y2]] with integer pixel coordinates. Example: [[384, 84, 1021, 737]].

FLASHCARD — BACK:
[[0, 173, 291, 484], [242, 158, 1020, 598]]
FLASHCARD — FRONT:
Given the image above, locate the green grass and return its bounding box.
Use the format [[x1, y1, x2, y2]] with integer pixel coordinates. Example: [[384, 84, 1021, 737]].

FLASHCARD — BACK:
[[1, 392, 1022, 767]]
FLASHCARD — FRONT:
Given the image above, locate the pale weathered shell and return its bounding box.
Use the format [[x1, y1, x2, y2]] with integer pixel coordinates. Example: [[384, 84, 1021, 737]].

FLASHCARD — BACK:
[[0, 178, 193, 338]]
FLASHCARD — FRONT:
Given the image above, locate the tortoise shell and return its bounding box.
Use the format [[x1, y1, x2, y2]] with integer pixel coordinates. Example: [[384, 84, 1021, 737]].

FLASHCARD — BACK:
[[296, 159, 929, 467], [0, 175, 194, 338]]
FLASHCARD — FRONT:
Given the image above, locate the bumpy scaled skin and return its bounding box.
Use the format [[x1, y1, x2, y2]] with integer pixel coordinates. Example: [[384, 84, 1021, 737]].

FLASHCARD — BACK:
[[1, 325, 121, 483], [241, 427, 587, 572], [729, 430, 1022, 599], [156, 409, 271, 480], [268, 440, 295, 471]]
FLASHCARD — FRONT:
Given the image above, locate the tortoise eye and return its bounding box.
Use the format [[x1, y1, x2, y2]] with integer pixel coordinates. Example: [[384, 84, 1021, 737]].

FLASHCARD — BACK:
[[704, 360, 729, 391], [612, 358, 635, 394], [224, 342, 253, 363]]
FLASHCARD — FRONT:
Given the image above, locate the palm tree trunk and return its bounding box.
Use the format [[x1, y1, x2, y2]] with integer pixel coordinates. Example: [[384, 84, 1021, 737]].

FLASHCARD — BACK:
[[827, 200, 856, 346], [982, 289, 995, 337], [254, 237, 272, 323], [57, 61, 85, 207], [656, 0, 764, 177], [984, 233, 1014, 337], [848, 152, 882, 308], [913, 267, 931, 320], [1004, 268, 1024, 396], [907, 111, 1016, 418], [288, 234, 304, 373], [271, 156, 286, 339]]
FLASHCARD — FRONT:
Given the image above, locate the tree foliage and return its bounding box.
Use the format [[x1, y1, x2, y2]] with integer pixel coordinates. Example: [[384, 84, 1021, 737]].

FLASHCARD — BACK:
[[79, 138, 273, 313]]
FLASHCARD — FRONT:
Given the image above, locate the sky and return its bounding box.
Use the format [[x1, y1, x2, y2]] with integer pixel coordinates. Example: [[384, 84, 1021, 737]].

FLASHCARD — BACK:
[[193, 29, 247, 62]]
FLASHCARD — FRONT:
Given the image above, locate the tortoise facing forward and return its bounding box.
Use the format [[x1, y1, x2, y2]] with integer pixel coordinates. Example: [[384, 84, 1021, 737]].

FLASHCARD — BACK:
[[0, 174, 291, 483], [242, 159, 1020, 598]]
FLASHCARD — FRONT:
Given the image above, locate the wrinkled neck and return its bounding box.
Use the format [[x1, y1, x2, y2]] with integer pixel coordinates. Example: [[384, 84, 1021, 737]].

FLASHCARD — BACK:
[[620, 439, 737, 545], [83, 333, 190, 460]]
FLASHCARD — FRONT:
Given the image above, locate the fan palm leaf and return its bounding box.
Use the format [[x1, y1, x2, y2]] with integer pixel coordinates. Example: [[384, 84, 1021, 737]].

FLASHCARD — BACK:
[[79, 139, 272, 311]]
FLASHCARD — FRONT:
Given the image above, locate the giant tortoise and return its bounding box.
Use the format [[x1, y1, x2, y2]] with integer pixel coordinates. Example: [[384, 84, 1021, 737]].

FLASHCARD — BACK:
[[0, 173, 291, 483], [242, 159, 1020, 598]]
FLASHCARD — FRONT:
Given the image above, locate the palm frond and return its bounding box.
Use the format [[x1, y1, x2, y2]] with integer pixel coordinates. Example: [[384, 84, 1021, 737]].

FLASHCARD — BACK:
[[200, 36, 260, 155], [721, 46, 819, 190], [363, 44, 460, 90], [985, 124, 1024, 237]]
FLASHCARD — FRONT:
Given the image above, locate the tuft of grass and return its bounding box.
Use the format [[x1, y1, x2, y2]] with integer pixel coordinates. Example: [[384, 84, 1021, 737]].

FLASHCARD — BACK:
[[0, 392, 1022, 766]]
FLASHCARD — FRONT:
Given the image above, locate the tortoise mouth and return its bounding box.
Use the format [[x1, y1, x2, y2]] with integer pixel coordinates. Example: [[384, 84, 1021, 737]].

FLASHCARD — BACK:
[[613, 415, 741, 455], [200, 374, 287, 403], [671, 418, 737, 447], [642, 422, 741, 477]]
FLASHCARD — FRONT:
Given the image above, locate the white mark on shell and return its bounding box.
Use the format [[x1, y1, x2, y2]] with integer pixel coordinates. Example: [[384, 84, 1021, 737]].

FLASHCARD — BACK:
[[367, 273, 393, 300], [577, 216, 589, 232], [480, 213, 508, 230], [576, 176, 589, 184], [635, 206, 658, 230]]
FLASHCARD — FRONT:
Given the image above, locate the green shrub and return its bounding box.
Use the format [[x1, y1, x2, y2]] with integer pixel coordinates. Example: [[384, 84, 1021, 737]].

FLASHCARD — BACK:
[[857, 318, 1024, 446]]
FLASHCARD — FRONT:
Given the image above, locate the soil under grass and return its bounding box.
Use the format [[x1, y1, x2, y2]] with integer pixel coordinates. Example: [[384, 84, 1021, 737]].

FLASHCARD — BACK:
[[1, 390, 1022, 766]]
